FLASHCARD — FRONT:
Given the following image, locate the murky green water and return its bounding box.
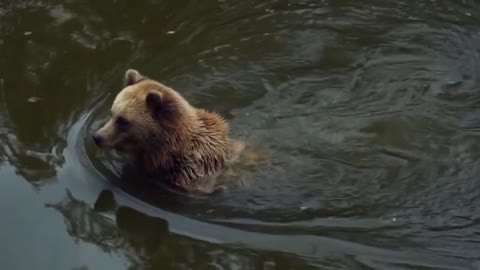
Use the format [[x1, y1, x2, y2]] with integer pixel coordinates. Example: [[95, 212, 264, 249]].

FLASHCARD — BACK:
[[1, 0, 480, 269]]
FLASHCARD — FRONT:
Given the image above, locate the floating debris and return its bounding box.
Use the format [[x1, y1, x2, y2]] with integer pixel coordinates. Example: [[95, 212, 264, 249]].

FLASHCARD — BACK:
[[24, 31, 32, 36], [166, 31, 175, 34], [466, 12, 472, 16], [27, 96, 42, 103]]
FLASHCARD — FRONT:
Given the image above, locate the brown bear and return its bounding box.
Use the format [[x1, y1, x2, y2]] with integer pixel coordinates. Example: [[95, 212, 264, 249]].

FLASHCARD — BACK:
[[93, 69, 247, 193]]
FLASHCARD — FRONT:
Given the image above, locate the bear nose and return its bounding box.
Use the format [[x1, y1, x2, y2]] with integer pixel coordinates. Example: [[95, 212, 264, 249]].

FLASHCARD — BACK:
[[92, 133, 104, 146]]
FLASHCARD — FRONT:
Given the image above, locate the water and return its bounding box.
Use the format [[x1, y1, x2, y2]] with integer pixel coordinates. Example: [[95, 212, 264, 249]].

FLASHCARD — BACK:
[[1, 0, 480, 269]]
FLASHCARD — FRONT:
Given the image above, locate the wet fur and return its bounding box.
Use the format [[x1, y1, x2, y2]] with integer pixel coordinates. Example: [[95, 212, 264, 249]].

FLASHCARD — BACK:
[[94, 69, 245, 193]]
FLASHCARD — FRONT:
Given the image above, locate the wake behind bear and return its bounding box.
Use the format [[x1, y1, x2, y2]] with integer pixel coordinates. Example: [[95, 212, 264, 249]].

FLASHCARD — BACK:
[[93, 69, 247, 193]]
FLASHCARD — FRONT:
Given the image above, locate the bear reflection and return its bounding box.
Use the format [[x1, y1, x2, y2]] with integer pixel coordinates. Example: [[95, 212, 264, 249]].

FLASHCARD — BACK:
[[47, 190, 270, 269]]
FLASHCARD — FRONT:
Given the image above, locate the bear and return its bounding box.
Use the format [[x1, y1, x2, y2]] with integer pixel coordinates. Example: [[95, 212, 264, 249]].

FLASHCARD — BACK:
[[92, 69, 247, 193]]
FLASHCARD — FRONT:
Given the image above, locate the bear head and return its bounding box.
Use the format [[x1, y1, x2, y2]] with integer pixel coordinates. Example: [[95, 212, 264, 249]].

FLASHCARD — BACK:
[[92, 69, 197, 156]]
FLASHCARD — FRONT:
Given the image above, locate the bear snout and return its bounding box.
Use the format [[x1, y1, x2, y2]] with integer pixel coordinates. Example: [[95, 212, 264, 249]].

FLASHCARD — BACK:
[[92, 133, 105, 147]]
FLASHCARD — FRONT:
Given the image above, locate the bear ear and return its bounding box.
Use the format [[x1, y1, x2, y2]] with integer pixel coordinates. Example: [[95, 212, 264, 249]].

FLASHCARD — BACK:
[[146, 90, 163, 111], [124, 69, 145, 86], [146, 90, 176, 119]]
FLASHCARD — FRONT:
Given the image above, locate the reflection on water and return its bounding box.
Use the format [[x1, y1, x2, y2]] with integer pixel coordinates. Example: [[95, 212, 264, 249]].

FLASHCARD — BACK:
[[1, 0, 480, 269], [48, 190, 322, 270]]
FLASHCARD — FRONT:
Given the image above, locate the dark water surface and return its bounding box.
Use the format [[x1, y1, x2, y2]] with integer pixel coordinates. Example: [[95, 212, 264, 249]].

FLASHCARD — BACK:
[[1, 0, 480, 269]]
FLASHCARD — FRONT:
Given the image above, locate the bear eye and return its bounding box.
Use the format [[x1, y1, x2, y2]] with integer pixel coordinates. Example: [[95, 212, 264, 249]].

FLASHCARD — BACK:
[[116, 116, 130, 131]]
